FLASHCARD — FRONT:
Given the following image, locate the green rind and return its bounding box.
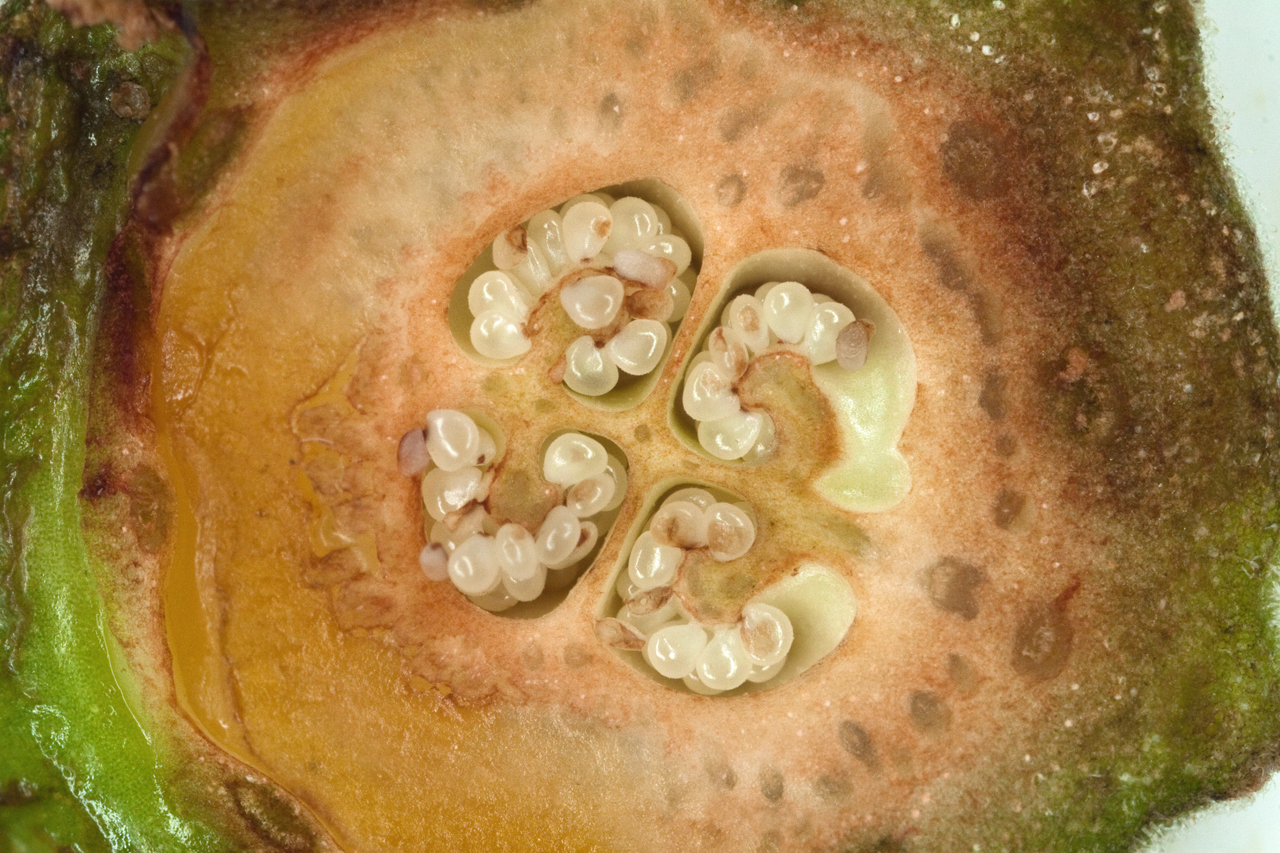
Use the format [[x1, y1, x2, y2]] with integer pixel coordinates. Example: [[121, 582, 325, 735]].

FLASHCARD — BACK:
[[0, 5, 245, 850]]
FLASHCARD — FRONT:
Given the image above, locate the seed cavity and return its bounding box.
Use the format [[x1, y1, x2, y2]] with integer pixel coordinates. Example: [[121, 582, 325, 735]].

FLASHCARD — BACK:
[[403, 412, 624, 613], [461, 189, 696, 402], [682, 280, 872, 461], [604, 491, 803, 695]]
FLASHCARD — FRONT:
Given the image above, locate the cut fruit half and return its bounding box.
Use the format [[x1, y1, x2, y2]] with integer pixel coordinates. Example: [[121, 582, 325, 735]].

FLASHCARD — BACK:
[[30, 0, 1278, 852]]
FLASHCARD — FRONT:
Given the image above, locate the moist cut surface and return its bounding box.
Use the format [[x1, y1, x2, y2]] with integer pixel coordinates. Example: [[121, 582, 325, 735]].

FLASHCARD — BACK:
[[122, 0, 1280, 851]]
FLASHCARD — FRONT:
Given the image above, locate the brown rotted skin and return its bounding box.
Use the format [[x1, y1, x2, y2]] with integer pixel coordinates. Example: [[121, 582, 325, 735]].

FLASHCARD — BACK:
[[80, 0, 1280, 851]]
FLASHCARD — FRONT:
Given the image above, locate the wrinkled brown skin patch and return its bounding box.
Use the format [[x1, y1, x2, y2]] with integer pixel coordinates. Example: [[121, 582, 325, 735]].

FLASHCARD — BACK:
[[85, 0, 1280, 851]]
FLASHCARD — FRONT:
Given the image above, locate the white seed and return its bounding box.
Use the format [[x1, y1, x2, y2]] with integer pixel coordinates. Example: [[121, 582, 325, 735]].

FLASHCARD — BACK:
[[510, 243, 554, 296], [707, 326, 751, 381], [470, 587, 518, 613], [704, 501, 756, 561], [495, 523, 539, 582], [652, 203, 672, 234], [605, 319, 668, 375], [560, 193, 608, 214], [475, 428, 498, 467], [741, 412, 776, 465], [548, 519, 598, 570], [667, 271, 693, 322], [836, 319, 875, 371], [563, 336, 620, 396], [603, 454, 628, 510], [612, 248, 675, 288], [502, 560, 547, 602], [726, 294, 770, 353], [645, 623, 709, 680], [604, 197, 660, 254], [643, 234, 692, 276], [741, 603, 794, 667], [421, 466, 483, 521], [665, 487, 716, 510], [682, 361, 740, 422], [763, 281, 815, 344], [418, 542, 449, 581], [543, 432, 609, 486], [469, 270, 529, 320], [682, 673, 723, 695], [804, 301, 856, 365], [697, 410, 765, 461], [627, 531, 683, 590], [754, 281, 779, 301], [566, 473, 615, 518], [746, 658, 784, 683], [492, 226, 529, 271], [694, 626, 752, 691], [471, 310, 531, 360], [535, 505, 582, 565], [560, 274, 624, 329], [447, 534, 501, 596], [398, 428, 430, 477], [562, 201, 612, 263], [649, 500, 709, 549], [425, 410, 481, 471], [527, 209, 569, 276], [616, 568, 641, 602]]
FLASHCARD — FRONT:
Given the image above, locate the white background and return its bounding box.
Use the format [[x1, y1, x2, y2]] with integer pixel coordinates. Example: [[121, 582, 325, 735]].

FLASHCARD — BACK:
[[1142, 1, 1280, 850]]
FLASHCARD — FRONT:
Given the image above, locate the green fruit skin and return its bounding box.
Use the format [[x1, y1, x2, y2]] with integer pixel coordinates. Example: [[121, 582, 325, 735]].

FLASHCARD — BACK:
[[0, 5, 249, 850], [3, 1, 1280, 852]]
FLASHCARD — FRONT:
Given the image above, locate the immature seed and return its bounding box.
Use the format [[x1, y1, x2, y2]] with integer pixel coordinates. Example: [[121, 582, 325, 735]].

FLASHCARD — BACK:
[[625, 584, 673, 616], [762, 281, 815, 344], [424, 410, 482, 471], [694, 627, 752, 691], [650, 500, 710, 549], [418, 542, 449, 581], [836, 319, 875, 371], [613, 248, 676, 288], [398, 428, 430, 477], [562, 201, 612, 263], [627, 531, 684, 590], [645, 623, 709, 680], [564, 336, 620, 396], [561, 275, 624, 329], [596, 617, 647, 650], [447, 535, 501, 596], [683, 361, 740, 422], [705, 502, 755, 561], [741, 603, 794, 667], [492, 225, 529, 270], [698, 410, 765, 461], [543, 432, 609, 486], [471, 310, 531, 360], [605, 319, 668, 375]]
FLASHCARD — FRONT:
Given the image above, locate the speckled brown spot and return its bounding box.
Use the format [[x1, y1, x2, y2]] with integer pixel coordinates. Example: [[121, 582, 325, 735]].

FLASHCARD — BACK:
[[993, 488, 1026, 529], [598, 92, 623, 132], [1012, 602, 1073, 681], [940, 120, 1010, 200], [979, 370, 1008, 420], [716, 174, 746, 207], [908, 691, 952, 735], [838, 720, 877, 770], [563, 643, 591, 668], [302, 546, 367, 588], [228, 779, 316, 852], [947, 653, 979, 696], [778, 163, 824, 206], [758, 766, 784, 802], [923, 557, 986, 620]]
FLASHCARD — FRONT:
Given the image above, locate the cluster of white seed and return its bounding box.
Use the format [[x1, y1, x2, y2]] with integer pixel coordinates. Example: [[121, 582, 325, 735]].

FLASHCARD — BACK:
[[601, 489, 794, 693], [683, 281, 873, 461], [468, 192, 695, 397], [401, 414, 625, 612]]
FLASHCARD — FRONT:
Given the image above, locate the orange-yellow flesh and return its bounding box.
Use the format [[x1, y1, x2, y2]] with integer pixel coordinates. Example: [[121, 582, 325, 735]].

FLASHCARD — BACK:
[[155, 1, 1120, 850]]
